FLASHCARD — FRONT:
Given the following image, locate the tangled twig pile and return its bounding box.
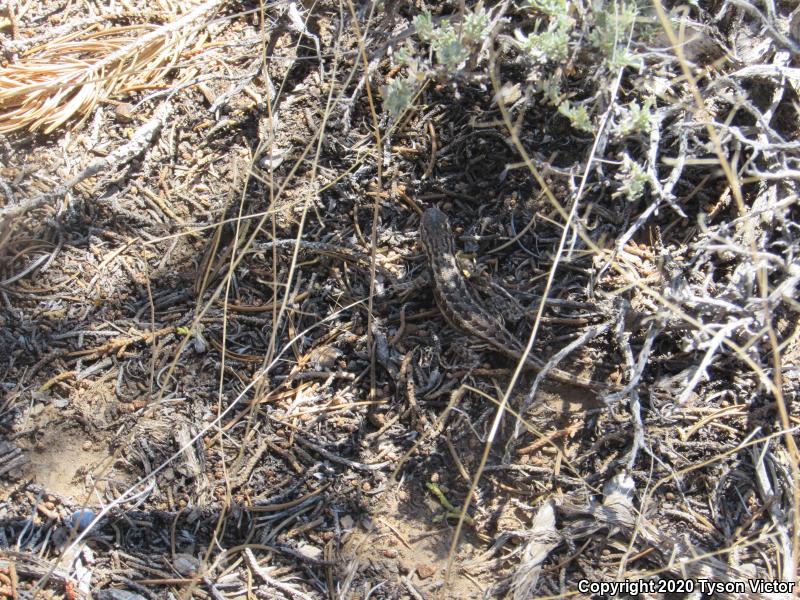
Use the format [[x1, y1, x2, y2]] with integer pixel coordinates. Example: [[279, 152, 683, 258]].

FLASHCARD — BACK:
[[0, 1, 798, 598]]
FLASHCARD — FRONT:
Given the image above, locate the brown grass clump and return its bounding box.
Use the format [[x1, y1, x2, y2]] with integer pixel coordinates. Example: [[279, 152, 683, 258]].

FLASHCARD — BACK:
[[0, 0, 222, 134]]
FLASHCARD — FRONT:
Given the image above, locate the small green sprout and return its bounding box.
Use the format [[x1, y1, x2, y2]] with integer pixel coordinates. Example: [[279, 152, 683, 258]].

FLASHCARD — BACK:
[[615, 154, 649, 202], [433, 25, 470, 71], [426, 481, 474, 525], [395, 45, 415, 66], [558, 101, 594, 133], [620, 98, 654, 134], [463, 3, 490, 44], [540, 74, 563, 105], [590, 0, 642, 68], [413, 11, 435, 42], [515, 4, 574, 62], [527, 0, 568, 17], [383, 77, 416, 118]]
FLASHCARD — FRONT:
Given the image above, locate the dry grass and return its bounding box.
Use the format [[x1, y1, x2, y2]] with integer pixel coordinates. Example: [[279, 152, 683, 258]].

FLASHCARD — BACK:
[[0, 0, 222, 133], [0, 0, 798, 598]]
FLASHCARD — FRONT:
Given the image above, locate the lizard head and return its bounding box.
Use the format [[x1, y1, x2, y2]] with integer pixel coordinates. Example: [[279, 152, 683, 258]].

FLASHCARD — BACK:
[[419, 207, 453, 255]]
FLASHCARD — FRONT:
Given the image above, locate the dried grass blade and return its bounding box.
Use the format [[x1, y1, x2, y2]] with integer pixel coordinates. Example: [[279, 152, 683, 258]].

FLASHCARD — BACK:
[[0, 0, 224, 134]]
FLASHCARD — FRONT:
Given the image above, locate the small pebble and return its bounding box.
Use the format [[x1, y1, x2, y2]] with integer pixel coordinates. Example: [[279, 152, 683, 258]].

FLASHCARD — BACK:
[[340, 514, 354, 529], [115, 102, 134, 122], [69, 509, 96, 532], [416, 564, 435, 579], [173, 553, 201, 577]]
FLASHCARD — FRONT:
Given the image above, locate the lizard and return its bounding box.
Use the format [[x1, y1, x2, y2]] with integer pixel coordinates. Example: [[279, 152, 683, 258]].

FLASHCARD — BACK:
[[419, 206, 617, 392]]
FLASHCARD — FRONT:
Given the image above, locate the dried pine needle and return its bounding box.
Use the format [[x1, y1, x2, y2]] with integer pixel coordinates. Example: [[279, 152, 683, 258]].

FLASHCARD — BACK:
[[0, 0, 223, 134]]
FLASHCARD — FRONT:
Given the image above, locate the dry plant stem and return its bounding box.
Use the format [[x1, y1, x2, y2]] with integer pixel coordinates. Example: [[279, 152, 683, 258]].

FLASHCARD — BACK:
[[144, 76, 425, 248], [456, 384, 594, 488], [293, 434, 390, 472], [504, 319, 615, 459], [143, 261, 157, 401], [614, 304, 646, 470], [0, 101, 170, 225], [654, 0, 799, 580], [148, 85, 322, 410], [0, 0, 223, 133], [93, 16, 355, 595], [57, 297, 366, 565], [440, 43, 630, 588], [752, 442, 795, 585], [726, 0, 800, 53], [191, 6, 338, 588], [261, 0, 281, 394], [206, 162, 247, 588], [2, 15, 116, 53], [254, 3, 347, 414], [141, 1, 364, 466], [613, 430, 799, 585], [508, 502, 559, 600], [482, 8, 797, 588], [602, 107, 688, 271], [243, 548, 315, 600], [42, 34, 349, 594], [346, 0, 382, 404], [258, 1, 350, 372]]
